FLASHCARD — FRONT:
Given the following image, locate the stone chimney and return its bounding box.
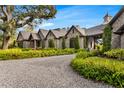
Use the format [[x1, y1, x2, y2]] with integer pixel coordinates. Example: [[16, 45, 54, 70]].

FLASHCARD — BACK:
[[103, 13, 112, 24]]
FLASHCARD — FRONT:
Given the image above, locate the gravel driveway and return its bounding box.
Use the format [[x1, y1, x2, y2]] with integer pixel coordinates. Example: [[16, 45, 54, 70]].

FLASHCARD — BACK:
[[0, 54, 112, 88]]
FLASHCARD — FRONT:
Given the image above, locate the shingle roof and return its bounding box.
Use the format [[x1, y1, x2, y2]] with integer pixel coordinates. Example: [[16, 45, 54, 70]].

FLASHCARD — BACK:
[[65, 25, 85, 36], [74, 26, 86, 36], [85, 24, 105, 36], [19, 31, 31, 40], [109, 6, 124, 25], [39, 29, 49, 38], [50, 28, 67, 38], [30, 33, 40, 40]]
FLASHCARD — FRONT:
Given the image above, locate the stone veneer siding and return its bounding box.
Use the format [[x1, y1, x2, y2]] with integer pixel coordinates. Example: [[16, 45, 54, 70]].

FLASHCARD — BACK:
[[111, 12, 124, 49]]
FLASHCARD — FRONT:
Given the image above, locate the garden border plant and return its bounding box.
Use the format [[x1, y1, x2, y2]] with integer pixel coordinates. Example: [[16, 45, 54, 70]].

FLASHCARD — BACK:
[[0, 48, 78, 60], [71, 50, 124, 87]]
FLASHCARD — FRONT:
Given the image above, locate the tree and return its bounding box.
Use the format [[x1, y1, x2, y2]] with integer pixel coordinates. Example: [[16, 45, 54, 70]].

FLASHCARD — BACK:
[[102, 25, 112, 52], [62, 37, 66, 49], [0, 5, 57, 49]]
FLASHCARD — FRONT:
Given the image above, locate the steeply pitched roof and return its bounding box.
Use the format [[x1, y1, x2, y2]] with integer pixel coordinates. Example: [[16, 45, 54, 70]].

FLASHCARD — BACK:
[[51, 28, 67, 38], [109, 6, 124, 25], [46, 28, 67, 39], [30, 33, 40, 40], [65, 25, 85, 36], [17, 31, 31, 41], [38, 29, 49, 38], [85, 24, 105, 36]]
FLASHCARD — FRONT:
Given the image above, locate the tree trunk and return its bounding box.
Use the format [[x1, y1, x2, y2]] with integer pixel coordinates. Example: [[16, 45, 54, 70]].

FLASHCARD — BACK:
[[2, 32, 11, 49]]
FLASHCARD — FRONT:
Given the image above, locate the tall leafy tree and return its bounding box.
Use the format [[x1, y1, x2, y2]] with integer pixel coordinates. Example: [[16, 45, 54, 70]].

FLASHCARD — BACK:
[[102, 25, 112, 52], [0, 5, 57, 49]]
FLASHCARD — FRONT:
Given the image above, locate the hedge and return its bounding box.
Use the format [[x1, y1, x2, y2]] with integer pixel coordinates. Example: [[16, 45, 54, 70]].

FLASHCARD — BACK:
[[104, 49, 124, 60], [71, 57, 124, 87], [0, 48, 76, 60]]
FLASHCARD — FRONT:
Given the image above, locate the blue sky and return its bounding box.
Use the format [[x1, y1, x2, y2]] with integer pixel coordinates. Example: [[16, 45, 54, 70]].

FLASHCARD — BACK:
[[37, 5, 122, 30]]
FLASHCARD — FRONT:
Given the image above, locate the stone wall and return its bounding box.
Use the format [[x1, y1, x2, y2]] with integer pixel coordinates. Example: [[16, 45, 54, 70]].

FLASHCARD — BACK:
[[111, 33, 121, 49], [23, 41, 30, 48], [111, 12, 124, 49], [121, 32, 124, 48], [45, 32, 58, 48]]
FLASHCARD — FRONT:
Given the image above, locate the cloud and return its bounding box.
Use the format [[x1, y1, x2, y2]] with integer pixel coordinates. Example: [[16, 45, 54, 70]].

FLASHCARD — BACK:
[[41, 22, 54, 27], [38, 5, 121, 30], [35, 22, 54, 30]]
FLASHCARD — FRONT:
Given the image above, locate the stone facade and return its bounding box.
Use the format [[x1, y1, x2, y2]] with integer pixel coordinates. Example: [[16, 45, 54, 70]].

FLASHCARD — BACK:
[[17, 13, 112, 49], [45, 31, 58, 48], [65, 26, 85, 48], [110, 7, 124, 49]]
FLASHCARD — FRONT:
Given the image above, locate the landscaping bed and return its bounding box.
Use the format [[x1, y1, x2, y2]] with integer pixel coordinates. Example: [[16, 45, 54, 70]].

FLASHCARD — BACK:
[[0, 48, 81, 60], [104, 49, 124, 60], [71, 50, 124, 87]]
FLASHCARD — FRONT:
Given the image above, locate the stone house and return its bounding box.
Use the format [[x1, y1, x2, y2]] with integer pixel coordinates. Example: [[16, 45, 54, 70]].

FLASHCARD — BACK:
[[109, 6, 124, 49], [17, 31, 31, 48], [45, 28, 67, 48], [65, 25, 86, 49], [17, 13, 112, 49], [38, 29, 49, 48]]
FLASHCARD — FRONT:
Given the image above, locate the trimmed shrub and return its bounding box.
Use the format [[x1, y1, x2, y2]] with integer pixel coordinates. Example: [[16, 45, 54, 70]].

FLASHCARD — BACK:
[[76, 50, 98, 59], [62, 37, 66, 49], [102, 25, 112, 52], [71, 57, 124, 87], [83, 36, 87, 49], [48, 39, 55, 48], [104, 49, 124, 60], [70, 38, 75, 48], [75, 36, 80, 49]]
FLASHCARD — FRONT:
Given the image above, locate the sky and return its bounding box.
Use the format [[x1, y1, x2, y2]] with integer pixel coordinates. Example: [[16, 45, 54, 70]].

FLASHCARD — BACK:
[[36, 5, 122, 30]]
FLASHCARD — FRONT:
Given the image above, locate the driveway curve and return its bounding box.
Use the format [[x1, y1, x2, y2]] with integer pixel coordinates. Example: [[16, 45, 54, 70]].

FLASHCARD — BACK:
[[0, 54, 112, 88]]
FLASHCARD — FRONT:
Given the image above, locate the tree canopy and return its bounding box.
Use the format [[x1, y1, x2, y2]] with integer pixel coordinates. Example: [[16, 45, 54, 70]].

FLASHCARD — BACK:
[[0, 5, 57, 49]]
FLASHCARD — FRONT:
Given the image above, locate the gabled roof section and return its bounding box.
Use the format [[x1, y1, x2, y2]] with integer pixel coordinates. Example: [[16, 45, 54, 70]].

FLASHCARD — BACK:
[[85, 24, 105, 36], [17, 31, 31, 41], [46, 28, 68, 39], [109, 6, 124, 25], [29, 33, 40, 40], [38, 29, 49, 38], [65, 25, 86, 36], [52, 28, 67, 38]]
